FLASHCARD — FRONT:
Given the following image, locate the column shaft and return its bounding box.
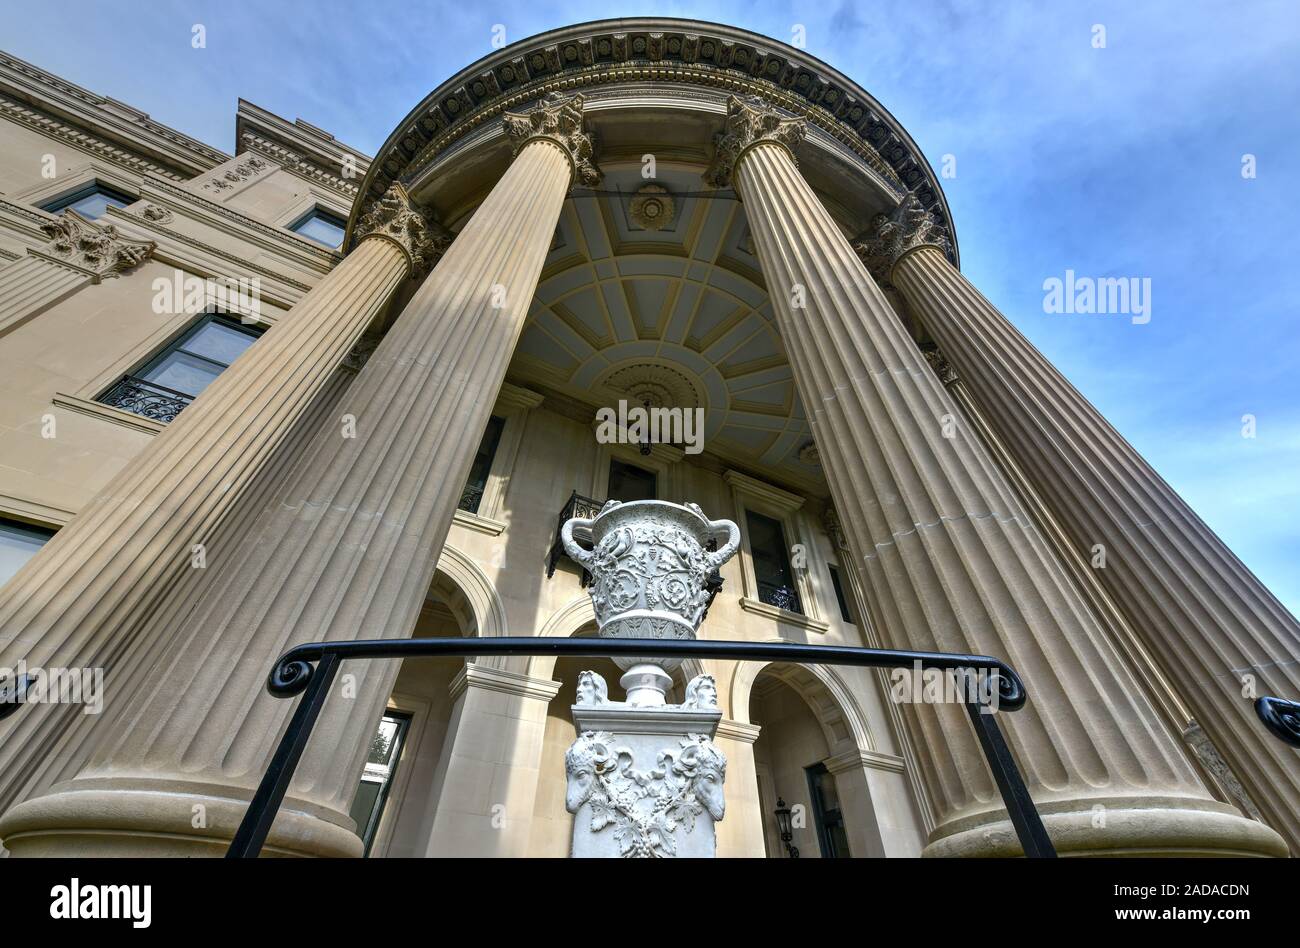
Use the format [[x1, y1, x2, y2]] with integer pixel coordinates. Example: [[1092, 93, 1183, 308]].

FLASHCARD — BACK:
[[892, 241, 1300, 849], [0, 96, 592, 856], [715, 97, 1283, 856], [0, 225, 417, 813]]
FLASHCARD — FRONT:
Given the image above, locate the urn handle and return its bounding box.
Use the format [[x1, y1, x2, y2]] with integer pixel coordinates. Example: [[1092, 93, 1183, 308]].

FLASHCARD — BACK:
[[561, 516, 597, 569], [705, 517, 741, 569]]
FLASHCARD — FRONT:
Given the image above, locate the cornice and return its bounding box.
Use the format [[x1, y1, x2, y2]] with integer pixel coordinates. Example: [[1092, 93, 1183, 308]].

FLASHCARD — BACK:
[[236, 99, 369, 191], [103, 208, 314, 302], [0, 50, 227, 177], [0, 92, 191, 182], [349, 18, 956, 264], [137, 176, 339, 273], [239, 130, 361, 200], [448, 664, 562, 702], [723, 468, 806, 514]]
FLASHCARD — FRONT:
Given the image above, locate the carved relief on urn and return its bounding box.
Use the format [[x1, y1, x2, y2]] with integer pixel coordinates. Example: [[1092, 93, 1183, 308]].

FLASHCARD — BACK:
[[561, 500, 739, 705]]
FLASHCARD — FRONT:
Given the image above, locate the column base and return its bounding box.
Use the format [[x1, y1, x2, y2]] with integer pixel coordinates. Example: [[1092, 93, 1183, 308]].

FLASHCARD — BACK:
[[922, 796, 1288, 858], [0, 780, 361, 858]]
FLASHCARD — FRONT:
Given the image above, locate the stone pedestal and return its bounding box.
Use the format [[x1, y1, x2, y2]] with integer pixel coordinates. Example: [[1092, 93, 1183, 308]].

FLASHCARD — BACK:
[[566, 674, 726, 859]]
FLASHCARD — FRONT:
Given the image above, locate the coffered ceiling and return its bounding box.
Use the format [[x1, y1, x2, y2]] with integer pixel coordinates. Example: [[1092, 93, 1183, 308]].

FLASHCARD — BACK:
[[510, 163, 822, 489]]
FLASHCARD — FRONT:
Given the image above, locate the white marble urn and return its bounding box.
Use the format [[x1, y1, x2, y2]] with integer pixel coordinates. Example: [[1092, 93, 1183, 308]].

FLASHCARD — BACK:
[[561, 500, 739, 705]]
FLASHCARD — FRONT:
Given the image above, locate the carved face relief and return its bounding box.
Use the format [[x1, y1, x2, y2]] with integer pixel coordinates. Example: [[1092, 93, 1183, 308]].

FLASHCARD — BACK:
[[695, 762, 726, 822], [684, 674, 719, 710], [574, 670, 608, 707], [564, 731, 616, 814]]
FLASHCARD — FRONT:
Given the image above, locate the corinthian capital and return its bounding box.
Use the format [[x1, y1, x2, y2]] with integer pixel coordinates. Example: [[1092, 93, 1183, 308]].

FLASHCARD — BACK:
[[703, 95, 806, 189], [40, 210, 154, 279], [503, 92, 602, 189], [354, 182, 452, 276], [922, 347, 959, 387], [855, 192, 951, 276]]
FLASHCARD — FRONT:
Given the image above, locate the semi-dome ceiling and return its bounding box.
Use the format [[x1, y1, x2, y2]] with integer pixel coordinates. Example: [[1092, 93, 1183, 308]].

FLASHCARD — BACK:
[[511, 163, 819, 487]]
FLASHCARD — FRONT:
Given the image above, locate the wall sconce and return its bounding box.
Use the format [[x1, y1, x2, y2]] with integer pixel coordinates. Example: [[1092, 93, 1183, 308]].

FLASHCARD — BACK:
[[774, 796, 799, 858]]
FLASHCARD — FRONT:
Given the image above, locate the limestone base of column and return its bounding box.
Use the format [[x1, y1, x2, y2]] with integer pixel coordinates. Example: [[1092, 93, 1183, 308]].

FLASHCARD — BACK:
[[0, 779, 361, 858], [922, 795, 1288, 858], [567, 703, 726, 859]]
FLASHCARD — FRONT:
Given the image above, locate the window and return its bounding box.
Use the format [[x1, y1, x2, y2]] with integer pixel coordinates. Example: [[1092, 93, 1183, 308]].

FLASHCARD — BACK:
[[349, 711, 412, 856], [41, 182, 135, 220], [607, 459, 656, 502], [458, 415, 505, 514], [745, 509, 802, 614], [289, 207, 347, 248], [97, 314, 264, 423], [806, 762, 851, 858], [829, 565, 853, 624], [0, 519, 56, 588]]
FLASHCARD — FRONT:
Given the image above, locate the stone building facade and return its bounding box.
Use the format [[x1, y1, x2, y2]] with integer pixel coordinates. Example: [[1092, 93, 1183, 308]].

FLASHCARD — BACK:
[[0, 18, 1295, 858]]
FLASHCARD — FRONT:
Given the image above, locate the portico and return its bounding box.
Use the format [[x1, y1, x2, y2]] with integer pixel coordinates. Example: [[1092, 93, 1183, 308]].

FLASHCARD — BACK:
[[0, 18, 1293, 858]]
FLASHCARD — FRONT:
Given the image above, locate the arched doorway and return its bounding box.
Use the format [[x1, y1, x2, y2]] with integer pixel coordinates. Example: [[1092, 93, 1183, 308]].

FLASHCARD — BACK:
[[748, 663, 885, 858], [349, 564, 478, 857]]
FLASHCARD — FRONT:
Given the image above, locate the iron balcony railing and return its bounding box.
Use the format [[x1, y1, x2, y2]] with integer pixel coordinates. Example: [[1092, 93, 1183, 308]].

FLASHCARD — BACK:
[[757, 580, 802, 614], [457, 483, 484, 515], [218, 635, 1056, 859], [546, 490, 606, 581], [97, 374, 194, 424]]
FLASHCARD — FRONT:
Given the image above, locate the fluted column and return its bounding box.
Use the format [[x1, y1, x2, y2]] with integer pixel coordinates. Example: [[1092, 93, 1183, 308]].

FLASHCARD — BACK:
[[707, 95, 1284, 856], [870, 195, 1300, 851], [0, 185, 442, 816], [0, 94, 599, 857], [0, 211, 155, 337]]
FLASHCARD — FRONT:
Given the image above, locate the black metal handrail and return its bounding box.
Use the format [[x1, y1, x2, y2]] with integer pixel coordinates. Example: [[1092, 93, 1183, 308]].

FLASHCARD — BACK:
[[224, 636, 1056, 859], [1255, 695, 1300, 748]]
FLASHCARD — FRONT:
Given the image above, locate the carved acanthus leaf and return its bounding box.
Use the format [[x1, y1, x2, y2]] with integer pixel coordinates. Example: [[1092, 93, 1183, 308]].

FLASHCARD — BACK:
[[922, 347, 958, 387], [704, 95, 806, 189], [354, 182, 451, 276], [855, 191, 951, 276], [40, 210, 154, 278], [503, 92, 602, 189]]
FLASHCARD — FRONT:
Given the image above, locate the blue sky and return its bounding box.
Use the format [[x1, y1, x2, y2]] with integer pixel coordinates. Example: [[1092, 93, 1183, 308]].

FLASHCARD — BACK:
[[4, 1, 1298, 614]]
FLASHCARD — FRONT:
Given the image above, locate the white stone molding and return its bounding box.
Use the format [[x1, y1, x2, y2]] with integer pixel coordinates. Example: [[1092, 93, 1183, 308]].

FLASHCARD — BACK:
[[50, 392, 164, 437], [824, 748, 906, 776], [38, 210, 154, 279], [0, 492, 74, 528], [449, 663, 563, 703], [435, 544, 507, 639], [728, 655, 876, 755]]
